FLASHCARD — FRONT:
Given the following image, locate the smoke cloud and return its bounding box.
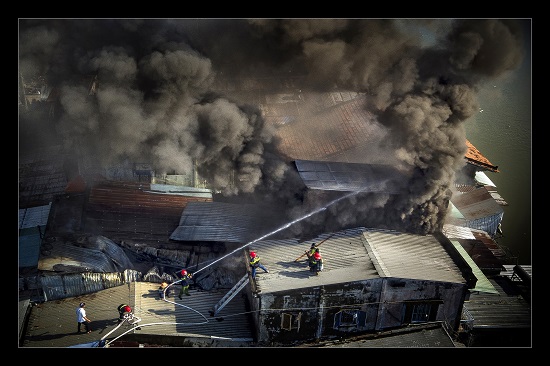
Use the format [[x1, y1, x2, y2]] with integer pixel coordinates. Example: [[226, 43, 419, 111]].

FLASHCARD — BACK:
[[19, 19, 528, 237]]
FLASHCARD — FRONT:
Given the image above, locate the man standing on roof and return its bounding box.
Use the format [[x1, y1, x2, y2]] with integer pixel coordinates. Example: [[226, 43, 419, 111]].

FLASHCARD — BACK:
[[178, 269, 193, 299], [117, 304, 132, 323], [249, 251, 269, 279], [76, 302, 91, 334]]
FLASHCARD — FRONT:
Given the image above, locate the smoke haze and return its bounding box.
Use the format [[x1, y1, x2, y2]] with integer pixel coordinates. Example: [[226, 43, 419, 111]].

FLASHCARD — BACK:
[[19, 19, 528, 237]]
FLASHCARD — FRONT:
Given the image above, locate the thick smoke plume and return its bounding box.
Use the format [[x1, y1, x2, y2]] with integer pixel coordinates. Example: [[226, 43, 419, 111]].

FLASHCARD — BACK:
[[19, 19, 527, 237]]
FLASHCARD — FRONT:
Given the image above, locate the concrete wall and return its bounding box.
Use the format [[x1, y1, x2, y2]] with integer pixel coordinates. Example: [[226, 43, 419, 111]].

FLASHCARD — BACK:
[[256, 278, 467, 346]]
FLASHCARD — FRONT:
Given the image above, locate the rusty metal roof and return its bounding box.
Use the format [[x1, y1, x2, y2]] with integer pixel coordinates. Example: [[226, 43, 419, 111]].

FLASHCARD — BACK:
[[443, 224, 508, 272], [450, 186, 504, 221], [251, 227, 467, 295], [83, 180, 212, 246]]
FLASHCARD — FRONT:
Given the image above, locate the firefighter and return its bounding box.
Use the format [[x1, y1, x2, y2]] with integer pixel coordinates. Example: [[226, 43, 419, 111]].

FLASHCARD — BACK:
[[249, 251, 269, 279], [309, 250, 323, 276], [117, 304, 132, 323], [178, 269, 193, 299], [305, 243, 316, 260], [158, 282, 169, 299]]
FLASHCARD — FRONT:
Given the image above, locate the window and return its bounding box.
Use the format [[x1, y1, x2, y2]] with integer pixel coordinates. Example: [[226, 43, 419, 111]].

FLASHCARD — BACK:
[[402, 300, 442, 324], [281, 312, 301, 331], [333, 309, 366, 330]]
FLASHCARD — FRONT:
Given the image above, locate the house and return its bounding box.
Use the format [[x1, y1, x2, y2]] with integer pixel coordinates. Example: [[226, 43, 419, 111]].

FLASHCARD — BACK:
[[242, 227, 477, 346], [446, 186, 504, 238], [19, 74, 525, 347]]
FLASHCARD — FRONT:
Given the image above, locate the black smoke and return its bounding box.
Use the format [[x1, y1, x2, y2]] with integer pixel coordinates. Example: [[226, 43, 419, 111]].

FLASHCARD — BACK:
[[18, 19, 528, 237]]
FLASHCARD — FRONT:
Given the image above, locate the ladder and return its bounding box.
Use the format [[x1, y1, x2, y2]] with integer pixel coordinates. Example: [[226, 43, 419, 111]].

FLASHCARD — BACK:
[[210, 274, 249, 316]]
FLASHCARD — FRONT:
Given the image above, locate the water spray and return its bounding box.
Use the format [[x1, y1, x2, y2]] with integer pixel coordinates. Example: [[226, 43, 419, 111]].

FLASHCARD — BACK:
[[192, 189, 362, 276]]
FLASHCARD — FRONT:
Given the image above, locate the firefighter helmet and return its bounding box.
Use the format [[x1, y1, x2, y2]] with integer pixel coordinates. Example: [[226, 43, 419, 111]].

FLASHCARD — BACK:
[[181, 269, 187, 276], [250, 251, 257, 258]]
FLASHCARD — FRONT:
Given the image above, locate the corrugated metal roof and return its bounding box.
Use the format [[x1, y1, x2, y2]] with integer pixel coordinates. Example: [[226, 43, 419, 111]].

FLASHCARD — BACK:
[[19, 145, 69, 208], [319, 323, 459, 348], [19, 203, 52, 228], [474, 171, 496, 187], [462, 278, 530, 330], [294, 160, 408, 193], [170, 201, 289, 243], [19, 228, 42, 268], [19, 204, 52, 268], [38, 236, 134, 273], [84, 180, 212, 246], [456, 179, 508, 207], [442, 224, 476, 239], [451, 186, 504, 220], [251, 227, 467, 295], [260, 91, 497, 171], [443, 225, 508, 271], [447, 187, 504, 237], [450, 240, 498, 294], [501, 264, 531, 281], [21, 281, 254, 348]]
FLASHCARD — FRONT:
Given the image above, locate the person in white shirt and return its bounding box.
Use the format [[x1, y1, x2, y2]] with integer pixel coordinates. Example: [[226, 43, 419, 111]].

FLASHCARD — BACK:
[[76, 302, 91, 334]]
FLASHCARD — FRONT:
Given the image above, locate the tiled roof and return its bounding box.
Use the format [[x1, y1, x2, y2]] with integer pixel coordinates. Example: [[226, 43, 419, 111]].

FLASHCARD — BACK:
[[268, 94, 385, 162], [464, 139, 499, 172]]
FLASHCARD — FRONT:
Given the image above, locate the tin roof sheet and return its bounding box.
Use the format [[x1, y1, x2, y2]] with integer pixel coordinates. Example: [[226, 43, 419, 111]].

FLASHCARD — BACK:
[[170, 201, 289, 243], [251, 227, 467, 295], [450, 186, 504, 221], [21, 281, 254, 348], [19, 145, 69, 208], [463, 278, 531, 330], [294, 160, 408, 193]]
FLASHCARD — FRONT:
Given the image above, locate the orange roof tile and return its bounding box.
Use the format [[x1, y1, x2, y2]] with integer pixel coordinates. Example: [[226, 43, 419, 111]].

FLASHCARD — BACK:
[[464, 139, 499, 172]]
